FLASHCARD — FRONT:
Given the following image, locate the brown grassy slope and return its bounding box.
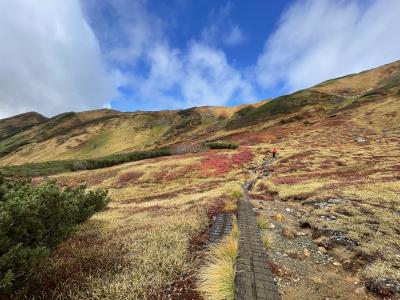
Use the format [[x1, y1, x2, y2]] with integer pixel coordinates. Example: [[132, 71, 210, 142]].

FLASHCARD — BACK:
[[0, 104, 259, 165], [0, 111, 47, 138], [312, 60, 400, 96], [247, 94, 400, 295], [15, 149, 247, 299]]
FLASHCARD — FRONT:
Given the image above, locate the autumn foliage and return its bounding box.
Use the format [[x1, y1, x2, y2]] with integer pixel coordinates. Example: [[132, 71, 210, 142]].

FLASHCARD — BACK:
[[200, 149, 254, 176]]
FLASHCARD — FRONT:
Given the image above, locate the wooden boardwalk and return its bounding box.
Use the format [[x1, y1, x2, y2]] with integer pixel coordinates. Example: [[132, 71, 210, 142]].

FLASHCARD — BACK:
[[235, 159, 280, 300]]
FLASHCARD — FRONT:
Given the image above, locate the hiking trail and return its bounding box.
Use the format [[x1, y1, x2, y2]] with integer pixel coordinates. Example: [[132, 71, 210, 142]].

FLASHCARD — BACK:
[[235, 157, 280, 300]]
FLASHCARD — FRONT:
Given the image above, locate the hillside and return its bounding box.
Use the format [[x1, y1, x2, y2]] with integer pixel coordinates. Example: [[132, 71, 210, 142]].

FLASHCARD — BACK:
[[2, 60, 400, 299], [0, 112, 47, 139]]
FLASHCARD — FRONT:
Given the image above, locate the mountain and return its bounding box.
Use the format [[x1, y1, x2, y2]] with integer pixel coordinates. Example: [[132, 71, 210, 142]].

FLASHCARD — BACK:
[[1, 61, 399, 167], [0, 111, 47, 139]]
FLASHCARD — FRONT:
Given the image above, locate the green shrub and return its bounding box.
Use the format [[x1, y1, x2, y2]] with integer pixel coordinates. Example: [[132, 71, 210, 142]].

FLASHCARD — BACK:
[[204, 141, 239, 150], [231, 190, 242, 198], [0, 174, 109, 294], [1, 148, 172, 177]]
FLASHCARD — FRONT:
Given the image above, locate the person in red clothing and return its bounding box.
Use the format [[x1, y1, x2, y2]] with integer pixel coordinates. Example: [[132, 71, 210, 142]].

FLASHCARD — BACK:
[[271, 147, 277, 158]]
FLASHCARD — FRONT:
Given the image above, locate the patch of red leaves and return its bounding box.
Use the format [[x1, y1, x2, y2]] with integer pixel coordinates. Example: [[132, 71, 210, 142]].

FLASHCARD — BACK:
[[200, 153, 232, 176], [152, 164, 200, 182], [200, 149, 254, 176], [232, 149, 255, 165]]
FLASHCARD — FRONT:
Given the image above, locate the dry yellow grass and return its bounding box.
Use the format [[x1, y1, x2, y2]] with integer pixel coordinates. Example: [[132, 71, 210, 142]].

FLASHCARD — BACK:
[[14, 151, 246, 299], [197, 217, 238, 300]]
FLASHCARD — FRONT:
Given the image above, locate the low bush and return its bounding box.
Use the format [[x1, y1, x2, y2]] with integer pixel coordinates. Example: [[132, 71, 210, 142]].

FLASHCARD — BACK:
[[0, 173, 109, 294], [204, 141, 239, 150], [0, 148, 172, 177]]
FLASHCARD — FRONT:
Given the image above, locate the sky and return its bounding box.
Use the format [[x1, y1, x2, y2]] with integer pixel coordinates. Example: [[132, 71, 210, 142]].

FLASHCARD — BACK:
[[0, 0, 400, 118]]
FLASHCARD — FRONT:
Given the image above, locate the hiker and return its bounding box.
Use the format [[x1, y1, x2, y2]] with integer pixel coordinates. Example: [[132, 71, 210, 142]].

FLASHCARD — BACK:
[[271, 147, 277, 158]]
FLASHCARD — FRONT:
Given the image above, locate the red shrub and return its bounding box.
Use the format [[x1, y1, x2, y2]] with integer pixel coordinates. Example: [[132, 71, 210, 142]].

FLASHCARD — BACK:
[[231, 149, 254, 165], [199, 149, 254, 176], [200, 154, 232, 176]]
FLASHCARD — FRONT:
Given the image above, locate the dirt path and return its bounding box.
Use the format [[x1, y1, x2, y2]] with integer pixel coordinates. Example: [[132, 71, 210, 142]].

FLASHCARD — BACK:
[[247, 156, 380, 300]]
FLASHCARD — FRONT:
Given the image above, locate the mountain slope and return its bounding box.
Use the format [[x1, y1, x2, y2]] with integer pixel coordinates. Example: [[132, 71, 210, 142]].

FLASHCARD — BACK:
[[0, 112, 47, 139], [0, 60, 399, 167]]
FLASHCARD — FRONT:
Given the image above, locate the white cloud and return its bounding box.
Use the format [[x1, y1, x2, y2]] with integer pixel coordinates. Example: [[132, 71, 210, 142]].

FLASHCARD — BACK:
[[85, 0, 255, 111], [256, 0, 400, 92], [223, 25, 245, 47], [0, 0, 115, 118], [124, 41, 255, 110], [200, 2, 246, 48]]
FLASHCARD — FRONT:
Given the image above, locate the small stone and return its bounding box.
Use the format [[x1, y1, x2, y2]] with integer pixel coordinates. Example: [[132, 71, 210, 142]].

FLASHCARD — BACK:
[[285, 208, 291, 212], [332, 261, 342, 266], [355, 136, 366, 143], [355, 286, 365, 294], [303, 248, 311, 257], [318, 246, 327, 253], [281, 226, 296, 239], [269, 223, 276, 229], [296, 231, 307, 237]]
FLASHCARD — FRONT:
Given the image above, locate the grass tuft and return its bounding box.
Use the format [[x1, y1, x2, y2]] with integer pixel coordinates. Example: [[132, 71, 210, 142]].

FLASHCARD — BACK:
[[262, 233, 273, 249], [197, 218, 238, 300], [256, 215, 268, 230]]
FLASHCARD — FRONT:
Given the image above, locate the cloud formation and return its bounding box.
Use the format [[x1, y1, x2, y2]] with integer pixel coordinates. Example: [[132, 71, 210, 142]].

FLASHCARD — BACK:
[[201, 2, 246, 48], [256, 0, 400, 92], [0, 0, 115, 118], [84, 0, 255, 111], [1, 0, 400, 118]]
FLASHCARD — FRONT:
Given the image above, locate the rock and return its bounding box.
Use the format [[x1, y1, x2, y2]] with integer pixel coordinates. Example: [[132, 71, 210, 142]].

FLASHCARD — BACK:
[[274, 213, 284, 222], [285, 208, 291, 212], [303, 248, 311, 257], [355, 286, 366, 294], [281, 226, 296, 239], [296, 231, 307, 237], [320, 215, 337, 221], [332, 261, 342, 266], [269, 224, 276, 229], [355, 136, 367, 143], [318, 246, 327, 254]]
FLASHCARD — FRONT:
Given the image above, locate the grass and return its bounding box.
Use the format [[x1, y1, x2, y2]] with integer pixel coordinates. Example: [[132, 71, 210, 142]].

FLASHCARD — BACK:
[[231, 190, 243, 198], [197, 217, 239, 300], [252, 96, 400, 292], [262, 233, 273, 249], [256, 215, 268, 230], [10, 150, 246, 299]]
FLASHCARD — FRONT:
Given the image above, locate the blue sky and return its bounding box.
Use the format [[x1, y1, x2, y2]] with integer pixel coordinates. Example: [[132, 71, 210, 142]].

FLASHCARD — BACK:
[[82, 0, 293, 112], [1, 0, 400, 117]]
